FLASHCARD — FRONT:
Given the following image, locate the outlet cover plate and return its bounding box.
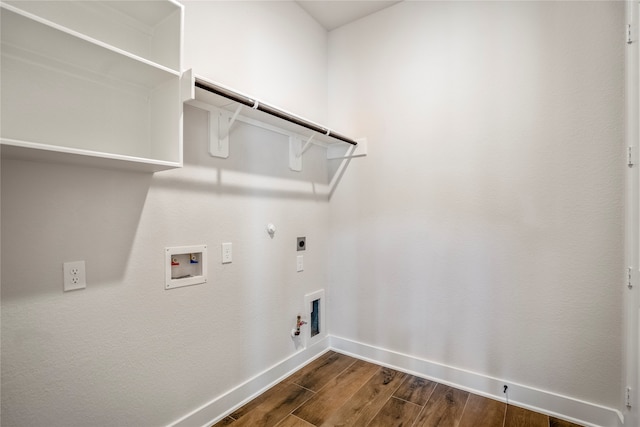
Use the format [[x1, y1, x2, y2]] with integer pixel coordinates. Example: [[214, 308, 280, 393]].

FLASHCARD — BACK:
[[222, 242, 232, 264], [63, 260, 86, 292]]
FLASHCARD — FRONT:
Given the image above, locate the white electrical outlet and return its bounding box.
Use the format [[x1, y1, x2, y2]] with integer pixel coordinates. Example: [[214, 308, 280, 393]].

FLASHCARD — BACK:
[[297, 255, 304, 272], [222, 243, 232, 264], [63, 260, 86, 291]]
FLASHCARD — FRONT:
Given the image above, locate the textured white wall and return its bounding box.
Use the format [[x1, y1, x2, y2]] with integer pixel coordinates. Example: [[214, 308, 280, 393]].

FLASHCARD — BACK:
[[183, 0, 328, 124], [327, 1, 625, 409], [1, 0, 628, 424], [1, 2, 329, 426]]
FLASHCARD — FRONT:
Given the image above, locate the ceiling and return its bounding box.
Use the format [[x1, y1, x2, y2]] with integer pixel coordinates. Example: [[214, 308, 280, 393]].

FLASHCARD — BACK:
[[295, 1, 402, 31]]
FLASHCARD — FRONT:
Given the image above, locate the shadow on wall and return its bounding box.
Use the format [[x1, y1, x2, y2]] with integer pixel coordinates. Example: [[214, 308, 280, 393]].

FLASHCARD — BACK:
[[1, 159, 152, 301], [0, 104, 356, 301], [151, 105, 352, 201]]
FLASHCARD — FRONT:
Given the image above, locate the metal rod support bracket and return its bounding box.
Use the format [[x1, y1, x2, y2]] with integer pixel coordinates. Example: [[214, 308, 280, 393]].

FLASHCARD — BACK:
[[184, 101, 231, 159], [223, 105, 242, 139], [300, 135, 315, 157], [327, 138, 368, 160], [289, 136, 302, 171]]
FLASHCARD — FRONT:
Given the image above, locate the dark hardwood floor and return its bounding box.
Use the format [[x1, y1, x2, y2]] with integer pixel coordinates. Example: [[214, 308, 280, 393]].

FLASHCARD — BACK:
[[212, 351, 584, 427]]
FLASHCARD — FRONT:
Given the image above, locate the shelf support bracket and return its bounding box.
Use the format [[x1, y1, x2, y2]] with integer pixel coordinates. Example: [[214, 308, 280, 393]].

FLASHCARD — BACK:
[[209, 108, 229, 159], [221, 105, 242, 140], [327, 138, 368, 160], [289, 136, 302, 171], [300, 134, 315, 157], [289, 134, 316, 171], [208, 104, 242, 159], [184, 99, 231, 159]]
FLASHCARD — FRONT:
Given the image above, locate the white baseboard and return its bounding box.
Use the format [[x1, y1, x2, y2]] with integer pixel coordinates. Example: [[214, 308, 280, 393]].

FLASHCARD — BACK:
[[168, 335, 624, 427], [168, 337, 331, 427], [329, 335, 624, 427]]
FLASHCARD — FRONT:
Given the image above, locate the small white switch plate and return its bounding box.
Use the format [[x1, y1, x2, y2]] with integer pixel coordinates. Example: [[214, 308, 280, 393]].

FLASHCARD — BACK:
[[296, 255, 304, 272], [222, 243, 232, 264], [63, 260, 86, 292]]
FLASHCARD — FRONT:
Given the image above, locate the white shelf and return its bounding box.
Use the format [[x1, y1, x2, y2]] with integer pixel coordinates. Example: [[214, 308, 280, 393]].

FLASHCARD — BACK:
[[1, 7, 179, 87], [2, 0, 182, 71], [1, 139, 181, 173], [191, 76, 350, 147], [0, 1, 184, 171], [186, 74, 366, 171]]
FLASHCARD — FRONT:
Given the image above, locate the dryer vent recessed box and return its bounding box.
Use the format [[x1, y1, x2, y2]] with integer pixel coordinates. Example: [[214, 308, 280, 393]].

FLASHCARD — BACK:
[[297, 236, 306, 251], [165, 245, 207, 290]]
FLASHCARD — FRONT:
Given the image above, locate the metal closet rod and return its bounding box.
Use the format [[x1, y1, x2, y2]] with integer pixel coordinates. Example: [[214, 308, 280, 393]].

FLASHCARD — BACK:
[[194, 79, 358, 146]]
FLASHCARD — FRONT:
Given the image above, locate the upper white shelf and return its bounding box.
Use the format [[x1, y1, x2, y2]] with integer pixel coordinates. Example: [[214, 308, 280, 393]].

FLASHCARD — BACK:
[[0, 1, 184, 172], [1, 6, 178, 88], [2, 0, 182, 72]]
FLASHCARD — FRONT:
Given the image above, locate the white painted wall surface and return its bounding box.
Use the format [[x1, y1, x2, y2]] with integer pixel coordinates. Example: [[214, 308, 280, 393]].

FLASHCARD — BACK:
[[327, 0, 625, 411], [183, 0, 328, 124], [1, 2, 329, 426], [1, 0, 628, 424]]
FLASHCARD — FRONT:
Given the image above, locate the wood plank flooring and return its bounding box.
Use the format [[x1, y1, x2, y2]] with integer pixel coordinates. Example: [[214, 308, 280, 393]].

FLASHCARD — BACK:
[[213, 351, 585, 427]]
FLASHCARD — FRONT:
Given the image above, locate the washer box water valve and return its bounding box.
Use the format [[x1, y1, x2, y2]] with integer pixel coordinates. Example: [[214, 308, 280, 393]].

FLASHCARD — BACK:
[[165, 245, 207, 290]]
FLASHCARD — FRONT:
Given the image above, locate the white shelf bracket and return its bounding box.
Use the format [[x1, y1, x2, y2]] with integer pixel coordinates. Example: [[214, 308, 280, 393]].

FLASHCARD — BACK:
[[209, 109, 229, 159], [289, 134, 317, 171], [327, 138, 368, 160], [300, 134, 315, 156], [185, 99, 230, 158], [222, 105, 243, 140], [209, 104, 242, 159], [290, 136, 302, 171]]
